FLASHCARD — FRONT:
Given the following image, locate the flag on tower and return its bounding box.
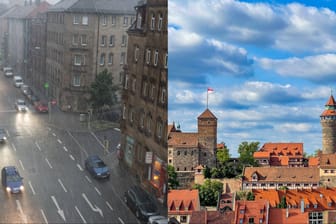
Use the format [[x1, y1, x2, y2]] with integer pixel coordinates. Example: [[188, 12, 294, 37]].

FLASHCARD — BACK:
[[207, 87, 214, 92]]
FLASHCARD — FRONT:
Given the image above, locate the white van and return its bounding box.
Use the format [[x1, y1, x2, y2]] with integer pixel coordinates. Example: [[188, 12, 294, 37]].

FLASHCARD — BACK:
[[13, 76, 23, 88], [3, 67, 13, 77]]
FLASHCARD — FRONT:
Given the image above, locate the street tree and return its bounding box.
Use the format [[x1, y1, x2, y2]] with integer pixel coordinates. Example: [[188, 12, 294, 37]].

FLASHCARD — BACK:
[[216, 143, 230, 166], [193, 179, 223, 206], [238, 141, 259, 167], [168, 165, 179, 189]]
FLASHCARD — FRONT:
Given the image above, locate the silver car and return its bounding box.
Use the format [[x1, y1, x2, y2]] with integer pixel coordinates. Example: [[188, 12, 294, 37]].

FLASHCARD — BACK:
[[15, 99, 28, 112], [0, 128, 6, 143]]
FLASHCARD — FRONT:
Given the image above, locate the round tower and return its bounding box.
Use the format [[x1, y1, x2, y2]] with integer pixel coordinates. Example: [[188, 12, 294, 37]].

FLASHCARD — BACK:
[[320, 95, 336, 154]]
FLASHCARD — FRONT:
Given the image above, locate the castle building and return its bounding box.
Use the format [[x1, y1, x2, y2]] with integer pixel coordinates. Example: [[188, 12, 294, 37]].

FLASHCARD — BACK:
[[320, 94, 336, 154]]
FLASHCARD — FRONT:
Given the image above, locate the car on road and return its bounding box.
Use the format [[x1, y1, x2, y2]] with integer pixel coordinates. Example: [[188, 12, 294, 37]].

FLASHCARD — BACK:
[[20, 84, 31, 96], [1, 166, 24, 193], [3, 67, 13, 77], [0, 128, 6, 143], [35, 101, 48, 113], [13, 76, 23, 88], [15, 99, 28, 112], [148, 215, 168, 224], [85, 155, 110, 179], [124, 185, 159, 221]]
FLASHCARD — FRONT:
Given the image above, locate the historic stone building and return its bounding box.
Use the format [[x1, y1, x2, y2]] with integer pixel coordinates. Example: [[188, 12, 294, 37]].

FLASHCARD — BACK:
[[320, 94, 336, 154], [46, 0, 137, 112], [120, 0, 167, 205]]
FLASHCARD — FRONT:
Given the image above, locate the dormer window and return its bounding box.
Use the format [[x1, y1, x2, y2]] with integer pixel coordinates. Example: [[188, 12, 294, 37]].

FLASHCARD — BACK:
[[252, 173, 258, 181]]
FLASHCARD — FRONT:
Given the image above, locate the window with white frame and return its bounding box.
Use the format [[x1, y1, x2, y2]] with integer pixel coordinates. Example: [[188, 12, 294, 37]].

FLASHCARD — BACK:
[[82, 15, 88, 25], [122, 104, 126, 119], [146, 49, 151, 64], [111, 16, 116, 25], [101, 16, 107, 26], [72, 34, 79, 45], [108, 53, 113, 65], [137, 13, 142, 29], [134, 46, 139, 62], [158, 13, 163, 31], [147, 117, 151, 133], [151, 13, 155, 30], [123, 16, 128, 26], [73, 74, 80, 86], [157, 122, 162, 138], [100, 53, 105, 65], [129, 110, 134, 123], [73, 15, 80, 24], [120, 52, 125, 65], [122, 35, 127, 46], [161, 89, 166, 103], [124, 75, 129, 89], [101, 35, 106, 46], [109, 35, 115, 46], [143, 82, 148, 97], [153, 49, 159, 66], [74, 55, 81, 65], [81, 35, 87, 46], [164, 53, 168, 68]]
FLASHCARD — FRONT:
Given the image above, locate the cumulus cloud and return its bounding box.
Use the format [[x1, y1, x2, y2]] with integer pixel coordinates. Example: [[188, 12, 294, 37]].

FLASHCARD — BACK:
[[168, 28, 203, 52]]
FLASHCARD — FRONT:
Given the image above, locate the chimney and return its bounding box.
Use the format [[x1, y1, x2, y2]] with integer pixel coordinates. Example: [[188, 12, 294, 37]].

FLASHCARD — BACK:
[[286, 207, 289, 218], [300, 199, 304, 213]]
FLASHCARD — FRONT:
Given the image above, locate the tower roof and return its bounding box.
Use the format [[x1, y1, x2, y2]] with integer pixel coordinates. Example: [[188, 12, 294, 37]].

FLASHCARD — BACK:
[[321, 95, 336, 117], [325, 95, 336, 106], [198, 108, 216, 119]]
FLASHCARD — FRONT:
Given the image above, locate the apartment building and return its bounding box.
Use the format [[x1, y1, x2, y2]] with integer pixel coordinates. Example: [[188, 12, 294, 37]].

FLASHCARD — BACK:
[[46, 0, 136, 112]]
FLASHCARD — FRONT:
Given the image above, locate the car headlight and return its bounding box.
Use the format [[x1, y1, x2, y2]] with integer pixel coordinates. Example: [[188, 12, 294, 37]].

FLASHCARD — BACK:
[[6, 187, 11, 192], [3, 137, 6, 140], [20, 185, 24, 191]]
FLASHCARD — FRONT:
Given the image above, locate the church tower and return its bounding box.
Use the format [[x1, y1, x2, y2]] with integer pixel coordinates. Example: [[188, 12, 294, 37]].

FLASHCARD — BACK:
[[197, 108, 217, 167], [320, 94, 336, 154]]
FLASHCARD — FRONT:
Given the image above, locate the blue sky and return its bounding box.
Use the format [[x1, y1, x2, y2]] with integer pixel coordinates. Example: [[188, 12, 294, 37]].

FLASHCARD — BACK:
[[168, 0, 336, 157]]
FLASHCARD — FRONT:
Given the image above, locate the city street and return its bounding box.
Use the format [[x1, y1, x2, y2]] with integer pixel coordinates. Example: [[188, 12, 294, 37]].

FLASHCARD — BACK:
[[0, 74, 140, 223]]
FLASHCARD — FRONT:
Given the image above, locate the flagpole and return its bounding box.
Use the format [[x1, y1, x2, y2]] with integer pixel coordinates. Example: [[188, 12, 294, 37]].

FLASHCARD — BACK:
[[206, 89, 208, 108]]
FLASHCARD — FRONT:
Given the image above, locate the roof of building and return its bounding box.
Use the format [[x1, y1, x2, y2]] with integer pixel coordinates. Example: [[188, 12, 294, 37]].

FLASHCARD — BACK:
[[6, 4, 36, 18], [243, 167, 319, 183], [321, 95, 336, 116], [27, 1, 50, 18], [198, 108, 217, 119], [308, 157, 320, 167], [189, 210, 234, 224], [234, 200, 269, 224], [168, 189, 200, 215], [269, 208, 308, 224], [49, 0, 137, 14], [326, 95, 336, 106], [254, 151, 271, 158], [168, 132, 199, 148], [258, 143, 303, 157], [320, 153, 336, 168]]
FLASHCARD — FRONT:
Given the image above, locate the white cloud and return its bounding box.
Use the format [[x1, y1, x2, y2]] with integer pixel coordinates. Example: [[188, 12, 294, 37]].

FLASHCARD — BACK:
[[175, 90, 196, 104], [168, 27, 203, 52], [275, 123, 312, 132]]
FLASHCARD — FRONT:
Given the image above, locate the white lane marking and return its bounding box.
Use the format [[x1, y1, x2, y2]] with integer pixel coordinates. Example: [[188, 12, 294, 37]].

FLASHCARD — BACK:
[[6, 129, 10, 138], [47, 127, 51, 131], [58, 178, 67, 193], [28, 181, 36, 195], [106, 201, 113, 211], [118, 217, 124, 224], [35, 142, 41, 151], [85, 175, 92, 183], [82, 193, 103, 217], [75, 206, 87, 224], [69, 154, 75, 161], [40, 209, 48, 224], [63, 146, 68, 152], [45, 158, 53, 169], [19, 160, 25, 171], [16, 200, 27, 224], [52, 133, 56, 137], [77, 164, 83, 171], [94, 187, 102, 196], [90, 132, 105, 149], [67, 131, 88, 157], [114, 128, 120, 132], [51, 196, 66, 221], [11, 143, 16, 151], [57, 139, 62, 144]]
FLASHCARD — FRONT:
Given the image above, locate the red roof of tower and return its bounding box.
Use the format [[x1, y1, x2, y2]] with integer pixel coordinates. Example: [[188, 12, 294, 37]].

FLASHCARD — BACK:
[[198, 109, 217, 119], [325, 95, 336, 106]]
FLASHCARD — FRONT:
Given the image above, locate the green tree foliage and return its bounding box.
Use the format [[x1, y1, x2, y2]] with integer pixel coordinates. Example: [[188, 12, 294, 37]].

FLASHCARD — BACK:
[[238, 141, 259, 167], [168, 165, 179, 190], [216, 144, 230, 166], [203, 166, 211, 179], [236, 190, 254, 201], [89, 69, 117, 110], [278, 196, 287, 208], [193, 179, 223, 206]]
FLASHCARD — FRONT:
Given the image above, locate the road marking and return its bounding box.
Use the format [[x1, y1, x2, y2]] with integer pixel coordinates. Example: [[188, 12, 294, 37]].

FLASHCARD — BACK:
[[90, 132, 105, 149], [28, 181, 36, 195], [52, 133, 56, 137], [19, 160, 25, 171], [11, 143, 16, 151], [63, 146, 68, 152], [77, 164, 83, 171], [57, 139, 62, 144], [40, 209, 48, 224], [75, 206, 87, 224], [51, 196, 66, 221], [58, 178, 67, 193], [67, 131, 88, 157], [6, 129, 10, 137], [85, 175, 92, 183], [69, 154, 75, 161], [118, 217, 124, 224], [106, 201, 113, 211], [16, 200, 27, 224], [82, 193, 103, 217], [35, 142, 41, 151], [94, 187, 102, 196], [45, 158, 53, 169], [114, 128, 120, 132]]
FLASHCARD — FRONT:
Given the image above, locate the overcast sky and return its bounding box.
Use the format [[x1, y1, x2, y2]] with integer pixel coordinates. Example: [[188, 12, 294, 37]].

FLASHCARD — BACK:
[[168, 0, 336, 157]]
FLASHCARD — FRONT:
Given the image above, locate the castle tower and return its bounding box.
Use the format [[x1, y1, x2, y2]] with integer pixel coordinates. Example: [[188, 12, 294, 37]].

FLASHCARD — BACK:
[[320, 95, 336, 154], [197, 108, 217, 167]]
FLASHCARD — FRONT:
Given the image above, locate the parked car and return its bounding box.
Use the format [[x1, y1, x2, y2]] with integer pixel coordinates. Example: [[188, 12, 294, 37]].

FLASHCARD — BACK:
[[0, 128, 6, 143], [1, 166, 24, 193], [85, 155, 110, 179], [13, 76, 23, 88], [20, 84, 31, 96], [35, 101, 48, 113], [3, 67, 13, 77], [30, 95, 40, 105], [4, 71, 13, 77], [15, 99, 28, 112], [148, 215, 168, 224], [124, 185, 159, 221]]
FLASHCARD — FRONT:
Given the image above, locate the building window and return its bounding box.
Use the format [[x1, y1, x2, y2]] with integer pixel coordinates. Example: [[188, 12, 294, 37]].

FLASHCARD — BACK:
[[137, 13, 142, 29], [122, 104, 126, 120], [161, 89, 166, 103], [109, 35, 115, 47], [132, 79, 136, 92], [146, 49, 151, 64], [158, 13, 163, 31], [157, 122, 162, 139], [140, 113, 145, 128], [82, 16, 88, 25], [143, 82, 148, 97], [108, 53, 113, 65], [123, 16, 128, 26], [100, 54, 105, 65], [74, 55, 82, 65], [101, 16, 107, 26], [147, 118, 151, 133], [124, 75, 129, 89], [122, 35, 127, 47], [81, 35, 87, 46], [73, 15, 80, 24], [151, 13, 155, 30], [177, 151, 180, 156], [154, 49, 159, 66], [111, 16, 116, 25], [248, 217, 254, 224], [164, 53, 168, 68], [129, 110, 134, 123], [184, 151, 187, 156], [73, 75, 80, 86], [134, 46, 139, 62], [101, 35, 106, 46], [120, 52, 125, 65], [72, 34, 79, 45]]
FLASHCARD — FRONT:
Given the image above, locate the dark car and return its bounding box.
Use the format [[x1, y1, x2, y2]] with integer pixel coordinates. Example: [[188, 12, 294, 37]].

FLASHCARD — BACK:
[[1, 166, 24, 193], [85, 155, 110, 179], [35, 101, 49, 113], [124, 185, 159, 221], [0, 128, 6, 143]]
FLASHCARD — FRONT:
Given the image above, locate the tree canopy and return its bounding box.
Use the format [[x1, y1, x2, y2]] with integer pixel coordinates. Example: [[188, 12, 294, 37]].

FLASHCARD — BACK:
[[168, 165, 179, 190], [238, 141, 259, 167], [193, 179, 223, 206]]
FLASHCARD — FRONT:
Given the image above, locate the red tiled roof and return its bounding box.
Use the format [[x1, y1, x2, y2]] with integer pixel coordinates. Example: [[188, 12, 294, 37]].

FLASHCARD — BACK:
[[234, 200, 268, 224], [309, 157, 320, 167], [259, 143, 303, 156], [168, 189, 201, 215], [320, 110, 336, 116], [168, 132, 199, 147], [198, 109, 217, 119], [27, 2, 50, 18], [269, 208, 308, 224], [254, 151, 270, 158], [326, 95, 336, 106], [320, 153, 336, 168], [189, 211, 234, 224]]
